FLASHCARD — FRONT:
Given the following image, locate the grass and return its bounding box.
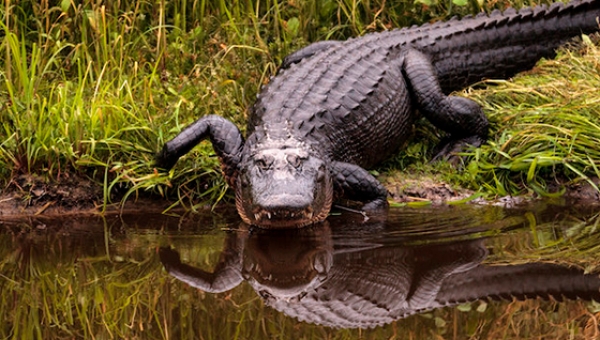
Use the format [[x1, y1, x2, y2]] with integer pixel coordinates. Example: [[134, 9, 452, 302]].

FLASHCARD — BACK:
[[460, 38, 600, 197], [0, 0, 598, 210], [382, 38, 600, 199]]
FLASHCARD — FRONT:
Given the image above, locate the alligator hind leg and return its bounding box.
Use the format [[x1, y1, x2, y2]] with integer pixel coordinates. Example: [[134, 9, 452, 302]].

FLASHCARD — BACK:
[[402, 49, 489, 160], [156, 115, 244, 186], [331, 161, 389, 212]]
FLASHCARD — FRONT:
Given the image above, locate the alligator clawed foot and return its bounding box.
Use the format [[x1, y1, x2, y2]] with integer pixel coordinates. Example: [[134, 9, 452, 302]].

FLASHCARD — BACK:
[[362, 198, 389, 212], [155, 144, 181, 172], [158, 247, 182, 267], [432, 135, 485, 168], [334, 197, 388, 217]]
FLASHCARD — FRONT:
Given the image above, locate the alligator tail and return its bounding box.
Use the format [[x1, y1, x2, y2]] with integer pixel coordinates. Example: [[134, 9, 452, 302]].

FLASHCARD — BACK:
[[423, 0, 600, 92], [436, 262, 600, 305]]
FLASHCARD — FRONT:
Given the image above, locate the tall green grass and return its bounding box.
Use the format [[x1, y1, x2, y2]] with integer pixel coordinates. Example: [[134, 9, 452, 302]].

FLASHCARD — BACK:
[[0, 0, 593, 209], [461, 39, 600, 197]]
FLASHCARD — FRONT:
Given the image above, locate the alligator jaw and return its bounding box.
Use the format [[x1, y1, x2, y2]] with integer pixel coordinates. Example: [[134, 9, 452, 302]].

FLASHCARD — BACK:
[[251, 205, 316, 228], [236, 183, 334, 228]]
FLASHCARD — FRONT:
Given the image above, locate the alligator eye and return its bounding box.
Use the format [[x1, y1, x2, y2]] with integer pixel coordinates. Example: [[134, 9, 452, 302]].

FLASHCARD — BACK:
[[254, 155, 275, 170], [256, 159, 268, 170], [287, 154, 302, 168], [255, 155, 273, 170]]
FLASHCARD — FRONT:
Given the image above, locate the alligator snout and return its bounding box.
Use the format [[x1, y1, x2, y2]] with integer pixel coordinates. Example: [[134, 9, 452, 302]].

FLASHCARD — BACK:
[[234, 144, 334, 228], [258, 194, 312, 210]]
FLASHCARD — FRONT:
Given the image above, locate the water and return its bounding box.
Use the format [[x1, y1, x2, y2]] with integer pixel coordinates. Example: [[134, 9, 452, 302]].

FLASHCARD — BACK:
[[1, 201, 599, 339]]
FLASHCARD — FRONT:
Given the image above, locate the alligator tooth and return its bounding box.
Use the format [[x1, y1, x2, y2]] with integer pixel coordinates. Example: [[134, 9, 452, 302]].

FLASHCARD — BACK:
[[307, 211, 313, 219], [290, 212, 295, 218], [244, 263, 255, 272], [255, 213, 260, 221], [267, 212, 272, 219]]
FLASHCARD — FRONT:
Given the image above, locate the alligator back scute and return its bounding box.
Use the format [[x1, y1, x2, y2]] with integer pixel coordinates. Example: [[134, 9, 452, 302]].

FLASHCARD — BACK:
[[268, 248, 415, 328], [251, 40, 414, 167], [417, 0, 600, 91], [247, 0, 600, 171]]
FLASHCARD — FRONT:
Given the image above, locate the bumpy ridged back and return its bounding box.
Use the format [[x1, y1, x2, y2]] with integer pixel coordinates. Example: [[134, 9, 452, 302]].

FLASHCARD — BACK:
[[269, 261, 600, 328], [247, 0, 600, 167], [405, 0, 600, 92]]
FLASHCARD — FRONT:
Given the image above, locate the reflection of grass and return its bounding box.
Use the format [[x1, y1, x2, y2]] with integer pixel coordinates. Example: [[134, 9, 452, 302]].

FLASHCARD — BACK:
[[3, 0, 594, 210], [485, 209, 600, 271], [0, 209, 599, 338], [0, 227, 165, 338]]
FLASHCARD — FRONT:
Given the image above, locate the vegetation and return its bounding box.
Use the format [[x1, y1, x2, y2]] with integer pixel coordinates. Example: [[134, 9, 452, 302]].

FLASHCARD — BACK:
[[459, 38, 600, 197], [0, 0, 599, 210]]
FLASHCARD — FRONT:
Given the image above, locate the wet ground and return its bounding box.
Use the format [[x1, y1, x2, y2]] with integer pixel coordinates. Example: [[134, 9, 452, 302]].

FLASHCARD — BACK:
[[1, 201, 600, 339]]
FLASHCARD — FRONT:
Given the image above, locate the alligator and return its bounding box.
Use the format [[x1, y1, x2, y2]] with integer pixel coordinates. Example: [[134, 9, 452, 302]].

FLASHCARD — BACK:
[[156, 0, 600, 228], [159, 221, 600, 329]]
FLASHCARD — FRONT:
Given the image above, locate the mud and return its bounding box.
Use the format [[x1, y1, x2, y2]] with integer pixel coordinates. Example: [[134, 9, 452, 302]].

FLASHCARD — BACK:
[[0, 173, 598, 218], [0, 174, 175, 218]]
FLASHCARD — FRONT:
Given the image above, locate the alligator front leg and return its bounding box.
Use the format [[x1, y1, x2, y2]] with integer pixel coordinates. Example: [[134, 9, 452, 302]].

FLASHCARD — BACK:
[[331, 161, 389, 212], [156, 115, 244, 186], [159, 230, 245, 293], [402, 49, 489, 160]]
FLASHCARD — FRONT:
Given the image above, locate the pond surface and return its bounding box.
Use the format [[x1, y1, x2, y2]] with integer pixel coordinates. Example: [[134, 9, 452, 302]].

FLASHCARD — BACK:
[[1, 201, 600, 339]]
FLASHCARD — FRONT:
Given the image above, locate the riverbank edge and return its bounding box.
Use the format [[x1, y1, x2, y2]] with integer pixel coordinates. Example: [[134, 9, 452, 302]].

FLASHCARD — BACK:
[[1, 171, 598, 219]]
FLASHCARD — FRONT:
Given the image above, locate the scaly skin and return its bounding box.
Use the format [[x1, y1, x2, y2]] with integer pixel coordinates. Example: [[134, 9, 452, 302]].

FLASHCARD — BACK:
[[156, 0, 600, 228], [159, 223, 600, 328]]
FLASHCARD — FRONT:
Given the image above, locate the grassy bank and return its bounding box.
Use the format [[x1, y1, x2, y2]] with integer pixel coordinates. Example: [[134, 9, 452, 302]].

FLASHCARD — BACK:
[[0, 0, 598, 210]]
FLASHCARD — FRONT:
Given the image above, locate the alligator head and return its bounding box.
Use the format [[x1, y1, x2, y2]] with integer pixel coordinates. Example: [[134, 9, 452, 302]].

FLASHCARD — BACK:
[[235, 135, 333, 228], [241, 226, 333, 303]]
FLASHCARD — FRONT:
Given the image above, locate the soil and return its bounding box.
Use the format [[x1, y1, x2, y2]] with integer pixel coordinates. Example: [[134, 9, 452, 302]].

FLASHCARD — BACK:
[[383, 171, 600, 207], [0, 172, 598, 219], [0, 174, 176, 218], [383, 173, 474, 204]]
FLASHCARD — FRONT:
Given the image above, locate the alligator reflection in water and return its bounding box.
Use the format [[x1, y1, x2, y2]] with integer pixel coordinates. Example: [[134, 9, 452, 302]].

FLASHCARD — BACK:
[[160, 216, 600, 329]]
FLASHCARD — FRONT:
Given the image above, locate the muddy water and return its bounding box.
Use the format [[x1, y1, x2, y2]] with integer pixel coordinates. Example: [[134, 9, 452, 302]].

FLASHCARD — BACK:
[[1, 201, 600, 339]]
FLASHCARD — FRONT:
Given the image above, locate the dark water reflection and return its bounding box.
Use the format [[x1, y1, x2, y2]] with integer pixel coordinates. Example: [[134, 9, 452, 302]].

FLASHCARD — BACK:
[[1, 201, 600, 338]]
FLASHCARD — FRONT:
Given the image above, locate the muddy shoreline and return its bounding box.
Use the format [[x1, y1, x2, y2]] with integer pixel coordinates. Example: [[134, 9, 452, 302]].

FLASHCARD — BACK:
[[1, 173, 598, 219], [0, 174, 178, 219]]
